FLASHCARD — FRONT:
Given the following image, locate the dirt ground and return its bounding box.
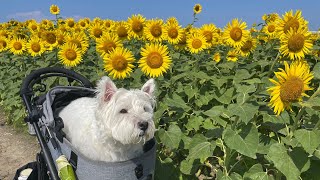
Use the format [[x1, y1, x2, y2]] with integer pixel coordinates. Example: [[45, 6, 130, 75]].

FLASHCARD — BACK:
[[0, 110, 39, 180]]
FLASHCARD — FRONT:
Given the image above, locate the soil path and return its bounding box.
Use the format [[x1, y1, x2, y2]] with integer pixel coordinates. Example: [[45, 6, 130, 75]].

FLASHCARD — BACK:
[[0, 109, 39, 180]]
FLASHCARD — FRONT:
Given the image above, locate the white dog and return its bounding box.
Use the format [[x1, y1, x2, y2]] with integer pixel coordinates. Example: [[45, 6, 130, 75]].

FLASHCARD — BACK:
[[59, 77, 156, 162]]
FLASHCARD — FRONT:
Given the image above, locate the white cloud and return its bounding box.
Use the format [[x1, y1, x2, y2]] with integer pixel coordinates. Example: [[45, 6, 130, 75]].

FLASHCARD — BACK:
[[6, 11, 50, 22]]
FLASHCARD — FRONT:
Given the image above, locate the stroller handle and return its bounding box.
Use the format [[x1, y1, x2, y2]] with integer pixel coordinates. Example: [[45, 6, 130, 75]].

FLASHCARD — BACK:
[[20, 67, 93, 97]]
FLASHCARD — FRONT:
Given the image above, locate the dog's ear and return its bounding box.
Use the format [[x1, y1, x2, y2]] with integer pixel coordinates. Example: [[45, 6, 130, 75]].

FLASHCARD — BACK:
[[97, 76, 117, 102], [141, 79, 155, 97]]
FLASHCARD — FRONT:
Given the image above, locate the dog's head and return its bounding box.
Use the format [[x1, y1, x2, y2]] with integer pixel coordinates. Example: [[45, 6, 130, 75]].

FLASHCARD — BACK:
[[95, 76, 156, 145]]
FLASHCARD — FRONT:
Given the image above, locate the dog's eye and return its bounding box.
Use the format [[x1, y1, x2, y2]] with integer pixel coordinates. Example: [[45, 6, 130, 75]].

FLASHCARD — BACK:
[[144, 106, 150, 112], [120, 109, 128, 113]]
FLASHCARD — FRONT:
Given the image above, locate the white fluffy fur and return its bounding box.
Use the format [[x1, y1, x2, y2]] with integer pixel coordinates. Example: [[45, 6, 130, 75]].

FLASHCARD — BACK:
[[59, 77, 156, 162]]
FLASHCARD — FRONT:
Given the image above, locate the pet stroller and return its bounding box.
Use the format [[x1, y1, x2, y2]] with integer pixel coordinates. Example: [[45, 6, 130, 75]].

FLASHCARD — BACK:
[[16, 67, 156, 180]]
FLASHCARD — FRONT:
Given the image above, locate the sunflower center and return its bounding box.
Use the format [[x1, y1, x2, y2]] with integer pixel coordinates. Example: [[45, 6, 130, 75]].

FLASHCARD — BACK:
[[195, 6, 200, 12], [46, 33, 57, 44], [192, 39, 202, 49], [52, 7, 58, 12], [31, 43, 41, 52], [288, 34, 305, 53], [230, 27, 242, 41], [68, 21, 75, 28], [168, 28, 178, 38], [151, 25, 162, 37], [280, 76, 304, 103], [93, 28, 103, 38], [65, 49, 77, 61], [203, 31, 213, 42], [147, 52, 163, 69], [80, 22, 86, 27], [101, 41, 116, 53], [112, 56, 128, 71], [132, 21, 143, 33], [13, 42, 22, 50], [241, 40, 253, 53], [268, 25, 275, 33], [105, 22, 111, 28], [31, 25, 37, 31], [284, 17, 299, 33], [0, 40, 7, 48], [117, 27, 128, 38]]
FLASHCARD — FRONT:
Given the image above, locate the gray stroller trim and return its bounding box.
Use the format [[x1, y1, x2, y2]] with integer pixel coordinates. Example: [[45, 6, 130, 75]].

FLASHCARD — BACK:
[[40, 86, 156, 180]]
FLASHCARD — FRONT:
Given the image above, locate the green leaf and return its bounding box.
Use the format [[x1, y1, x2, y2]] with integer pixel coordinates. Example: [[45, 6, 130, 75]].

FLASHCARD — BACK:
[[312, 62, 320, 80], [267, 143, 300, 180], [157, 124, 182, 149], [289, 147, 310, 173], [184, 86, 198, 100], [180, 159, 200, 175], [216, 87, 235, 104], [235, 84, 256, 104], [294, 129, 320, 154], [228, 103, 258, 124], [300, 97, 320, 110], [164, 93, 190, 110], [223, 124, 259, 159], [262, 111, 290, 124], [187, 141, 215, 163], [185, 116, 204, 131], [233, 69, 252, 83], [185, 134, 207, 150], [203, 105, 225, 117]]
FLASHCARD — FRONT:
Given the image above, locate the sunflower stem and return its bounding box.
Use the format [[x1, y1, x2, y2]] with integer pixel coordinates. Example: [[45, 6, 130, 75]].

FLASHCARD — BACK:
[[267, 51, 280, 77], [292, 107, 306, 133]]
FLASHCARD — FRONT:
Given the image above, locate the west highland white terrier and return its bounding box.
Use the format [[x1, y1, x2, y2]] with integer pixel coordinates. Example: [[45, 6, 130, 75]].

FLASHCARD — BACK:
[[59, 77, 156, 162]]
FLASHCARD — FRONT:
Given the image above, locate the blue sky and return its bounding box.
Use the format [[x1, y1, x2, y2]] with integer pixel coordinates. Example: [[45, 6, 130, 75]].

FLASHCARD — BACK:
[[1, 0, 320, 30]]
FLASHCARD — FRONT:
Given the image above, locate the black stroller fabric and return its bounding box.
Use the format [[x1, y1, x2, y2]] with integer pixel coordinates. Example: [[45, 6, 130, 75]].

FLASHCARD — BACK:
[[14, 153, 49, 180]]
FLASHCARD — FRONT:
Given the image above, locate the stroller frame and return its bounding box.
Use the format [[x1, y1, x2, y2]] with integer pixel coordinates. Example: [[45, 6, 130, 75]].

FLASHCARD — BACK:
[[20, 67, 94, 180]]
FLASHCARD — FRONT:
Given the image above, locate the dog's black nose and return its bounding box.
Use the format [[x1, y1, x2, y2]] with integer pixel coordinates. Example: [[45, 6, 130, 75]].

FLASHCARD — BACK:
[[138, 121, 148, 131]]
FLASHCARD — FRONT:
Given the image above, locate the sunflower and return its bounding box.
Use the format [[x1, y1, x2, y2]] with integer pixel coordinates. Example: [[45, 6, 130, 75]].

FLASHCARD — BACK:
[[223, 19, 250, 48], [127, 14, 146, 40], [262, 13, 280, 23], [96, 33, 122, 57], [213, 52, 221, 63], [64, 31, 89, 54], [193, 4, 202, 14], [267, 61, 313, 115], [41, 30, 58, 50], [0, 37, 9, 52], [163, 22, 183, 44], [199, 24, 219, 47], [103, 19, 114, 30], [139, 43, 172, 78], [226, 49, 239, 62], [262, 22, 277, 39], [50, 4, 60, 15], [186, 32, 208, 54], [65, 18, 76, 29], [77, 19, 89, 29], [279, 27, 313, 60], [103, 47, 135, 79], [166, 17, 179, 25], [26, 36, 45, 57], [89, 22, 106, 40], [238, 36, 257, 57], [0, 30, 10, 38], [40, 19, 54, 29], [145, 19, 164, 42], [113, 21, 129, 40], [9, 37, 26, 55], [27, 22, 39, 32], [276, 10, 308, 37], [58, 43, 82, 67]]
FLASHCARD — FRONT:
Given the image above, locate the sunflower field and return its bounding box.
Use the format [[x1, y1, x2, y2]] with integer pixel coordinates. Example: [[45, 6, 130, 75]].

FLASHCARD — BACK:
[[1, 4, 320, 180]]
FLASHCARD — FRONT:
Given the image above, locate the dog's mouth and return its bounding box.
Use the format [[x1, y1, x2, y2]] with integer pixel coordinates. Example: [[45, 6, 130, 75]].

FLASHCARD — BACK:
[[139, 131, 145, 137]]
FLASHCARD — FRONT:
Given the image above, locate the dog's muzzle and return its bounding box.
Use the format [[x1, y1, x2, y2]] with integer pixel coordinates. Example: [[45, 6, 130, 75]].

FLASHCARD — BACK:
[[138, 121, 148, 137]]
